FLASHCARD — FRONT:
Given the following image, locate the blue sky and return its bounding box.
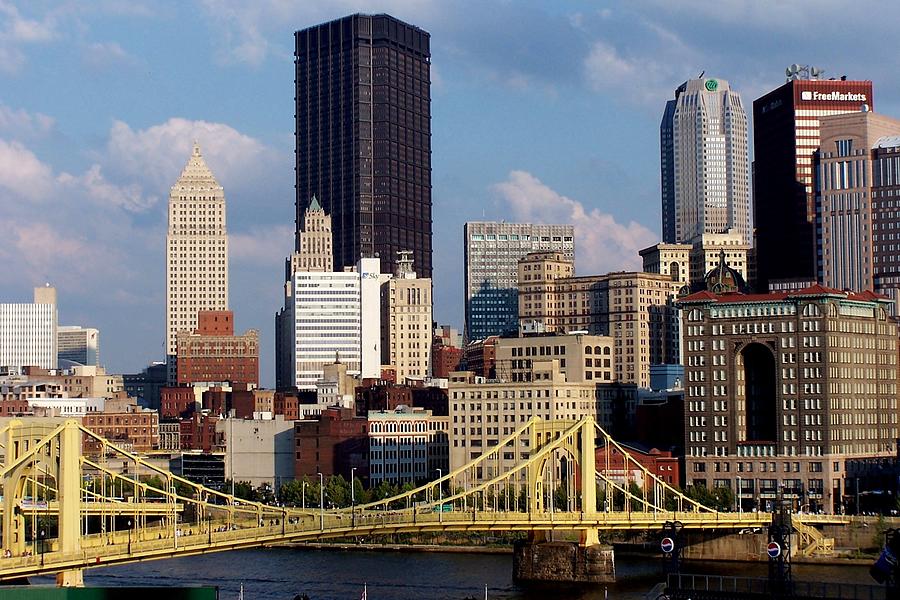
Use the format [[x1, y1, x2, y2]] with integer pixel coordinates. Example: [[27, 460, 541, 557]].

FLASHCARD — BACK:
[[2, 0, 899, 385]]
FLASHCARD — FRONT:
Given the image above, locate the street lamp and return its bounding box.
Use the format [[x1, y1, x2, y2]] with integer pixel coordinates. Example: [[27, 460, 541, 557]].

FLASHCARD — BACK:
[[350, 468, 357, 507], [39, 529, 45, 566], [736, 476, 742, 514], [317, 472, 324, 531], [127, 519, 132, 554], [302, 481, 308, 511]]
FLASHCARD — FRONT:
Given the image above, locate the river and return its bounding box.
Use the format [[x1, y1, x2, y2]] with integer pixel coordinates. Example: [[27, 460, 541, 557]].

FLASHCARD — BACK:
[[33, 548, 879, 600]]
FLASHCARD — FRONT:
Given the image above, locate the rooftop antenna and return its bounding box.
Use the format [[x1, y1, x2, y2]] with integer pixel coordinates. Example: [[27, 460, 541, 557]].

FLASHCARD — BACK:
[[698, 70, 705, 79]]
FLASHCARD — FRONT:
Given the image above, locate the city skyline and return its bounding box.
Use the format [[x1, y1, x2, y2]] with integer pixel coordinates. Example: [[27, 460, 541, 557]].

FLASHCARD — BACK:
[[4, 2, 900, 384]]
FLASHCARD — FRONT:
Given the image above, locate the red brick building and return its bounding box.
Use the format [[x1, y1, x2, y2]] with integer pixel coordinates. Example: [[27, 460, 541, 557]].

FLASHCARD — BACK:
[[595, 443, 682, 488], [463, 336, 498, 378], [431, 343, 462, 378], [179, 413, 221, 452], [176, 310, 259, 386], [274, 391, 300, 421], [160, 387, 196, 419], [83, 406, 159, 454], [294, 407, 368, 481], [354, 383, 412, 416]]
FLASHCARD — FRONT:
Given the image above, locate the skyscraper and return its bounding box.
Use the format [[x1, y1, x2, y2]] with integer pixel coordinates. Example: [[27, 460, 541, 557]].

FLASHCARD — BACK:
[[0, 286, 57, 370], [165, 142, 229, 384], [815, 111, 900, 292], [294, 14, 432, 277], [57, 325, 100, 366], [753, 74, 873, 290], [661, 77, 750, 245], [464, 221, 574, 341]]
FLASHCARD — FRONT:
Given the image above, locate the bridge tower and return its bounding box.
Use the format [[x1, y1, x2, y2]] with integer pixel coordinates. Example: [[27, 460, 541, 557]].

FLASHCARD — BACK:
[[515, 417, 614, 583], [1, 419, 84, 586]]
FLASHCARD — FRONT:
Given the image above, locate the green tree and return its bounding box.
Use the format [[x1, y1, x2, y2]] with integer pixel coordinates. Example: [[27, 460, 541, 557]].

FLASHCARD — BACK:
[[279, 480, 303, 506], [325, 475, 350, 508]]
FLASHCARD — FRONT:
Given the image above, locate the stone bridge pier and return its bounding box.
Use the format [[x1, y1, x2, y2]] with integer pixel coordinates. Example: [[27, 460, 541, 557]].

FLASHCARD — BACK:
[[512, 529, 616, 584]]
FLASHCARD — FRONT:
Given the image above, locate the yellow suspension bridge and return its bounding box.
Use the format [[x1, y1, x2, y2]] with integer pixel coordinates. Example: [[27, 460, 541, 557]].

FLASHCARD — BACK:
[[0, 416, 843, 586]]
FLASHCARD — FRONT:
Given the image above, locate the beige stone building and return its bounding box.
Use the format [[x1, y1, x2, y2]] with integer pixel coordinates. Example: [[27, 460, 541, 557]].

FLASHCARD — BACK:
[[165, 142, 229, 384], [816, 112, 900, 293], [448, 362, 635, 478], [494, 333, 614, 384], [518, 252, 676, 387], [640, 231, 750, 295], [678, 282, 899, 513], [381, 251, 432, 382]]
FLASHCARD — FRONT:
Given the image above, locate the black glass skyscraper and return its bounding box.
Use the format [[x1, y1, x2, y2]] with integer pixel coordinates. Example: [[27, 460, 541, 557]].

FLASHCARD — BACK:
[[295, 14, 432, 277]]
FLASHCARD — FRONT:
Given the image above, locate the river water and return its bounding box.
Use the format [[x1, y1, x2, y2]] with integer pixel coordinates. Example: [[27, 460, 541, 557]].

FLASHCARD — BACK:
[[33, 548, 878, 600]]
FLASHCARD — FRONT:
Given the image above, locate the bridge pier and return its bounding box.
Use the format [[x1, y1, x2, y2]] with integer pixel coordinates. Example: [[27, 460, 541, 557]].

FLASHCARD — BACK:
[[56, 569, 84, 587], [513, 531, 615, 584]]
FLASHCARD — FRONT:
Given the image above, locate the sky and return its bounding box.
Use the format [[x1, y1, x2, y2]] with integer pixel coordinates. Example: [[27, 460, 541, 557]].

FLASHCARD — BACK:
[[2, 0, 900, 386]]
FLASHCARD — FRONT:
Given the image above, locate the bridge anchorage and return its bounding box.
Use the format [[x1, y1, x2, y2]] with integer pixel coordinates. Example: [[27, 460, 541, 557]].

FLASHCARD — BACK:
[[0, 416, 843, 586]]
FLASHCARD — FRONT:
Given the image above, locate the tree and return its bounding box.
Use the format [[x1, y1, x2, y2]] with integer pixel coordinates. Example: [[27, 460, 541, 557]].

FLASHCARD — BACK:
[[325, 475, 350, 508], [279, 480, 303, 506]]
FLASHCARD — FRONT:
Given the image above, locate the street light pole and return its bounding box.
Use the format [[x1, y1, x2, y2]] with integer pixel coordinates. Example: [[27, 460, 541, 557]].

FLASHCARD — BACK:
[[436, 469, 443, 523], [350, 468, 357, 507], [736, 476, 741, 514], [302, 481, 308, 511], [127, 519, 132, 554], [39, 529, 44, 566], [317, 472, 324, 531]]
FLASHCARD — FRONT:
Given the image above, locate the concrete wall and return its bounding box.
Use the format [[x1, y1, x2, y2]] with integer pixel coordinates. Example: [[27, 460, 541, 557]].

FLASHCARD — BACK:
[[218, 415, 295, 488]]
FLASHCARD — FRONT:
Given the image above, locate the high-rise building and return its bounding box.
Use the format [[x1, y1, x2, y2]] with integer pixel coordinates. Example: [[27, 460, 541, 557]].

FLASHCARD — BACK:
[[661, 77, 750, 245], [517, 252, 676, 388], [815, 111, 900, 292], [753, 73, 873, 290], [464, 221, 574, 341], [277, 203, 384, 390], [381, 251, 432, 382], [640, 231, 751, 295], [872, 138, 900, 308], [678, 283, 897, 513], [0, 286, 57, 370], [295, 14, 432, 277], [165, 143, 229, 384], [57, 326, 100, 366]]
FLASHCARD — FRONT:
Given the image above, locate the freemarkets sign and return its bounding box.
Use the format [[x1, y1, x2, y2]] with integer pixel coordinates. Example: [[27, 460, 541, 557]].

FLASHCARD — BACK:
[[800, 90, 867, 102]]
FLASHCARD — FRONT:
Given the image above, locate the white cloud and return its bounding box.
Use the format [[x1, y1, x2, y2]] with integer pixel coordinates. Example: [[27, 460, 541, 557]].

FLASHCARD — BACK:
[[0, 103, 55, 139], [82, 41, 136, 70], [103, 118, 272, 193], [230, 225, 294, 266], [492, 170, 656, 274], [0, 139, 54, 200], [583, 40, 674, 106], [58, 164, 157, 213], [0, 1, 57, 73]]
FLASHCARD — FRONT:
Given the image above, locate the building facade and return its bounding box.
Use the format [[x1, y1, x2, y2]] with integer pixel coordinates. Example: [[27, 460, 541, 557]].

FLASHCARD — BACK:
[[661, 77, 750, 245], [0, 286, 57, 370], [641, 231, 751, 295], [295, 14, 432, 278], [216, 415, 295, 489], [176, 310, 259, 386], [57, 326, 99, 366], [464, 222, 574, 341], [368, 406, 448, 485], [381, 251, 432, 382], [815, 112, 900, 292], [873, 138, 900, 308], [753, 76, 873, 290], [165, 143, 229, 384], [517, 252, 677, 387], [678, 284, 898, 513], [493, 333, 615, 384]]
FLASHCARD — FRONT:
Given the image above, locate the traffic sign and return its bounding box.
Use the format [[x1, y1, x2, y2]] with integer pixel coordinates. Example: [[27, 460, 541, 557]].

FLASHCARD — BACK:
[[661, 537, 675, 553], [767, 541, 782, 559]]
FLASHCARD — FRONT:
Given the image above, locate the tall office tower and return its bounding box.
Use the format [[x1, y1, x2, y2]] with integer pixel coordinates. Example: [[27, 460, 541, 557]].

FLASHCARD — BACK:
[[873, 139, 900, 310], [660, 77, 750, 245], [0, 286, 57, 370], [295, 14, 432, 277], [276, 201, 384, 390], [678, 284, 897, 513], [166, 142, 229, 384], [381, 251, 432, 382], [464, 221, 574, 341], [57, 326, 100, 366], [815, 111, 900, 292], [753, 71, 872, 290]]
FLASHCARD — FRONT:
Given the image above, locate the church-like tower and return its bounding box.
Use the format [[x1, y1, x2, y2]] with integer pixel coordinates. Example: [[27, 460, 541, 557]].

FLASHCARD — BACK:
[[165, 142, 229, 383]]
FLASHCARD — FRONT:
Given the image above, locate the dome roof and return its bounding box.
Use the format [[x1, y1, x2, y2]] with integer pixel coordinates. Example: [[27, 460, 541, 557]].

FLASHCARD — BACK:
[[703, 249, 747, 294]]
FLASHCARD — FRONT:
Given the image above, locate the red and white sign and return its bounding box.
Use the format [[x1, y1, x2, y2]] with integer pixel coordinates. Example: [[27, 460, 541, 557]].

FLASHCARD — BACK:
[[661, 537, 675, 553], [767, 541, 782, 559]]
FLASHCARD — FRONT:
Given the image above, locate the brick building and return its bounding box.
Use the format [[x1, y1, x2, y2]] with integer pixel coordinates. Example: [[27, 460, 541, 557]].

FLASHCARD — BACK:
[[462, 336, 498, 379], [176, 310, 259, 386], [294, 407, 368, 482], [432, 343, 462, 378], [179, 413, 221, 453], [595, 443, 682, 488], [83, 402, 159, 454], [160, 386, 197, 419]]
